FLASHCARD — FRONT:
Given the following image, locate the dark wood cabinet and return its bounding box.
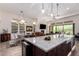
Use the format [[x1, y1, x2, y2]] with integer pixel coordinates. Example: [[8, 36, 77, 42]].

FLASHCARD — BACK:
[[23, 42, 68, 56], [22, 41, 72, 56], [33, 45, 46, 56], [0, 33, 11, 42], [47, 48, 56, 56], [56, 42, 70, 56], [67, 42, 71, 54], [22, 38, 75, 56]]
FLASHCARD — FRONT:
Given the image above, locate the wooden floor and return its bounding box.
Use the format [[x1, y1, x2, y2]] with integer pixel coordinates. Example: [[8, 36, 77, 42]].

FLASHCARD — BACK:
[[71, 40, 79, 56], [0, 41, 79, 56], [0, 42, 22, 56]]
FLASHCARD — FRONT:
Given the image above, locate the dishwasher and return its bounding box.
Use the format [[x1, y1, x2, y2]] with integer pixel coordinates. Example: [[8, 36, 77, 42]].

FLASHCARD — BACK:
[[22, 41, 30, 56]]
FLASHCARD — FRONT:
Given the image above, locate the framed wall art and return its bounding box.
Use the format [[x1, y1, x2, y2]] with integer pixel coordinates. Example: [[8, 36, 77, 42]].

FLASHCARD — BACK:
[[26, 26, 33, 32]]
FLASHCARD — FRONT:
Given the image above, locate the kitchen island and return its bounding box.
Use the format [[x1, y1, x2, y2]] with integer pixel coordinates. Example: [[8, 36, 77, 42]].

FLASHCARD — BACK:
[[22, 34, 75, 56]]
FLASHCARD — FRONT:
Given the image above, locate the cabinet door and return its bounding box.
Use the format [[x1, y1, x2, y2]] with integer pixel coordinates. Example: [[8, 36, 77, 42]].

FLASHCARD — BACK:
[[33, 45, 57, 56], [56, 41, 72, 56], [48, 48, 56, 56], [56, 44, 63, 56], [1, 34, 11, 42], [67, 42, 71, 54], [33, 45, 46, 56], [56, 42, 67, 56]]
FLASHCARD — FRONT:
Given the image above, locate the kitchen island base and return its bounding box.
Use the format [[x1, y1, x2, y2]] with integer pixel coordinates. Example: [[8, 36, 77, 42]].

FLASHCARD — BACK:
[[22, 35, 75, 56]]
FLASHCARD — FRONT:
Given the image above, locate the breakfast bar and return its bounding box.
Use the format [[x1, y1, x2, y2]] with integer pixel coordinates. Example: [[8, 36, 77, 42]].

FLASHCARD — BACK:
[[22, 35, 75, 56]]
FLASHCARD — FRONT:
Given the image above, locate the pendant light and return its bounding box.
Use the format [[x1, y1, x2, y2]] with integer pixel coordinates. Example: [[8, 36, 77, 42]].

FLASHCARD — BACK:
[[57, 3, 59, 16], [19, 11, 25, 24], [52, 3, 59, 20], [50, 3, 53, 17], [41, 3, 45, 13]]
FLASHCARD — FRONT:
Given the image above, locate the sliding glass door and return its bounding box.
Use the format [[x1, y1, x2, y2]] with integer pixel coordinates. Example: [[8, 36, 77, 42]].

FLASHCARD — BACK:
[[53, 25, 63, 33], [50, 23, 74, 35], [64, 24, 74, 35]]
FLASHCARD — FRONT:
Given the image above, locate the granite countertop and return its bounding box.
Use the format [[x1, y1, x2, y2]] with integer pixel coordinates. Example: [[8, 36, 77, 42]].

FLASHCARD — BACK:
[[24, 34, 73, 52]]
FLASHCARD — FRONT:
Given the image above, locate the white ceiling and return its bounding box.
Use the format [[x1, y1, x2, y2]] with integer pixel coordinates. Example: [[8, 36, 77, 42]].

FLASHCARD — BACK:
[[0, 3, 79, 19]]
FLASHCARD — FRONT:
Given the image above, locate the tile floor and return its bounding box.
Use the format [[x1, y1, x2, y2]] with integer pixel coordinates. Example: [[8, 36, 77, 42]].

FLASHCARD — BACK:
[[0, 40, 79, 56]]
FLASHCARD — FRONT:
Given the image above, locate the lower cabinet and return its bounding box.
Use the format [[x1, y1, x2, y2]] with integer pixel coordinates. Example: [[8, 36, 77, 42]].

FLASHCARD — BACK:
[[56, 42, 66, 56], [47, 48, 56, 56], [33, 45, 57, 56], [22, 41, 33, 56], [1, 33, 11, 42], [33, 45, 46, 56], [56, 41, 71, 56], [32, 42, 70, 56], [22, 39, 75, 56]]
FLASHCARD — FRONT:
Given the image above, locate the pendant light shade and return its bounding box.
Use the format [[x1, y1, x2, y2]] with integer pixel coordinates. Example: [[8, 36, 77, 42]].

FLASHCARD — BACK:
[[57, 3, 59, 16], [41, 3, 45, 13], [50, 3, 53, 17]]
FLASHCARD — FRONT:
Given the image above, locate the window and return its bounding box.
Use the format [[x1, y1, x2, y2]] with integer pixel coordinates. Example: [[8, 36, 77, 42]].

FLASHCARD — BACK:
[[53, 26, 56, 33], [64, 24, 73, 35], [50, 23, 74, 35], [53, 25, 63, 33], [11, 22, 18, 33], [19, 23, 25, 33], [49, 26, 53, 33], [56, 25, 63, 33]]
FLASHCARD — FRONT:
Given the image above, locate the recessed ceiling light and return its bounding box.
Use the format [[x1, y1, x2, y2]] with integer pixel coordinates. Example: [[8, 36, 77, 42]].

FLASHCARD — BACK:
[[66, 8, 70, 10]]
